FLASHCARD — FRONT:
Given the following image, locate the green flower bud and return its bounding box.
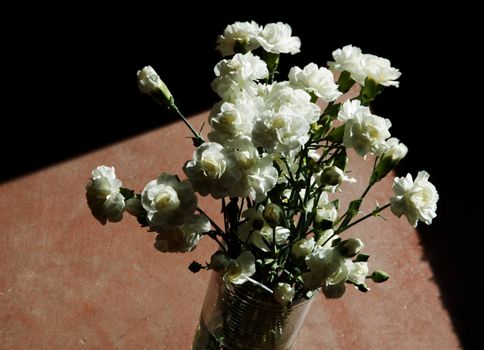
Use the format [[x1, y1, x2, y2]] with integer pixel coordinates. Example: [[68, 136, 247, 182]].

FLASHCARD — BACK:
[[370, 270, 390, 283]]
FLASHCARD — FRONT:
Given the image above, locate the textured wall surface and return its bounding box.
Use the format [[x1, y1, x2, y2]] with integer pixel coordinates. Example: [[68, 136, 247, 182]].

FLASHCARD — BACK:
[[0, 112, 460, 349]]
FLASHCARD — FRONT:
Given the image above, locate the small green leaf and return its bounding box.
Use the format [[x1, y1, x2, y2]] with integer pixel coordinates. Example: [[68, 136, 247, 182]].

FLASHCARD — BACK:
[[327, 125, 345, 143], [333, 151, 348, 172], [337, 71, 355, 93], [359, 78, 385, 105]]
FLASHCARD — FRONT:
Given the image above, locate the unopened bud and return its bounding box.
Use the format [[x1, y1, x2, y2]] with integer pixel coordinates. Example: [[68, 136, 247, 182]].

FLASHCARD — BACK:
[[370, 270, 390, 283], [338, 238, 364, 257], [209, 251, 230, 272], [320, 166, 344, 186], [263, 203, 283, 227], [137, 66, 174, 107]]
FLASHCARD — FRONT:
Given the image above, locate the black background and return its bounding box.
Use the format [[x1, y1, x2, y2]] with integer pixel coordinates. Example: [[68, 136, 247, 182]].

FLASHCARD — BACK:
[[3, 4, 481, 348]]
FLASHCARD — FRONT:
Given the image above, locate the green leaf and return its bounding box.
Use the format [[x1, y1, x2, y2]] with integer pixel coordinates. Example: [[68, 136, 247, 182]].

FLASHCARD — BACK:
[[337, 71, 355, 93], [333, 150, 348, 171], [323, 102, 341, 120], [327, 125, 345, 143], [359, 78, 385, 106], [332, 199, 340, 210]]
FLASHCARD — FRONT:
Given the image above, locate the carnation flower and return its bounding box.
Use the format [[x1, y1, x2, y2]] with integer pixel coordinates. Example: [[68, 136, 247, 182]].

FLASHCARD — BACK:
[[338, 100, 392, 158], [86, 165, 125, 224], [390, 171, 439, 226], [141, 173, 197, 227], [216, 21, 262, 57], [256, 22, 301, 54], [289, 63, 342, 102], [154, 214, 210, 253]]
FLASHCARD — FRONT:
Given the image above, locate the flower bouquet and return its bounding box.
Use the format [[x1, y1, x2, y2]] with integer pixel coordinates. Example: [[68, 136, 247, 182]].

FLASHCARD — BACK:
[[86, 21, 439, 349]]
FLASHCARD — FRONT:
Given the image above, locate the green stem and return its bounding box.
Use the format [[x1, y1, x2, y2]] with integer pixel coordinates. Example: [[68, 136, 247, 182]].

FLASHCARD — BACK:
[[172, 105, 205, 144], [336, 203, 391, 235], [197, 207, 225, 236]]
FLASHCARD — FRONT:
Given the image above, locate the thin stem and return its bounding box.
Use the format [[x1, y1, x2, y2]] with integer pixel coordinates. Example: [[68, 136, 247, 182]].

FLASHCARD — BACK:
[[172, 106, 205, 143], [197, 207, 225, 236], [204, 231, 227, 252], [336, 203, 391, 234]]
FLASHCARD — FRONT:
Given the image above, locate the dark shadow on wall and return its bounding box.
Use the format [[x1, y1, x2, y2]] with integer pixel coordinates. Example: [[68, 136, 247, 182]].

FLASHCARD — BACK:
[[3, 6, 481, 348]]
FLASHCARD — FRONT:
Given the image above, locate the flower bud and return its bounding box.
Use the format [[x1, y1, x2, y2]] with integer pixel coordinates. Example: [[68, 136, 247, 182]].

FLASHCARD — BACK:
[[273, 282, 295, 305], [137, 66, 174, 107], [320, 166, 344, 186], [338, 238, 364, 257], [291, 237, 315, 258], [209, 251, 230, 272], [263, 203, 283, 227], [370, 270, 390, 283], [125, 197, 144, 217]]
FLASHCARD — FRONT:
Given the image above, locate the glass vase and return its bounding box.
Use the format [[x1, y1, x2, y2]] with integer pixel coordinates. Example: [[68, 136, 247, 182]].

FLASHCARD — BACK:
[[192, 271, 314, 350]]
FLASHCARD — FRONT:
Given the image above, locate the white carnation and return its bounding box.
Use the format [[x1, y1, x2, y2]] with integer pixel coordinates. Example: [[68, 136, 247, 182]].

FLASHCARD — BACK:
[[211, 52, 268, 101], [338, 100, 391, 158], [183, 142, 241, 199], [347, 261, 369, 286], [216, 21, 262, 56], [256, 22, 301, 54], [225, 251, 256, 285], [289, 63, 342, 102], [360, 54, 401, 87], [381, 137, 408, 162], [303, 246, 349, 291], [328, 45, 366, 84], [154, 214, 210, 253], [252, 83, 320, 156], [390, 171, 439, 227], [315, 192, 338, 224], [208, 96, 262, 146], [291, 237, 315, 258], [141, 173, 197, 227], [233, 144, 278, 202], [86, 165, 125, 224]]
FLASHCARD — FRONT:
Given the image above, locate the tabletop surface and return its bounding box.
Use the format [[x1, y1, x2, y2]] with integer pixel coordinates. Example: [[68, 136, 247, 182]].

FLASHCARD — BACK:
[[0, 112, 460, 349]]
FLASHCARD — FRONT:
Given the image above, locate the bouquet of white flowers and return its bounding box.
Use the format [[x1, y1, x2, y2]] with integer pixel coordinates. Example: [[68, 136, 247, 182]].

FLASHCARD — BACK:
[[86, 20, 439, 348]]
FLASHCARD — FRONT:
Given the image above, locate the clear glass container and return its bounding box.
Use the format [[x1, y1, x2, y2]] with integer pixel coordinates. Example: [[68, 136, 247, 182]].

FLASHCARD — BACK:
[[192, 271, 314, 350]]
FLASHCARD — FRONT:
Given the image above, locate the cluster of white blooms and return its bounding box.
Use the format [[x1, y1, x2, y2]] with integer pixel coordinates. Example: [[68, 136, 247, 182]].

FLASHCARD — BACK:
[[87, 20, 439, 307]]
